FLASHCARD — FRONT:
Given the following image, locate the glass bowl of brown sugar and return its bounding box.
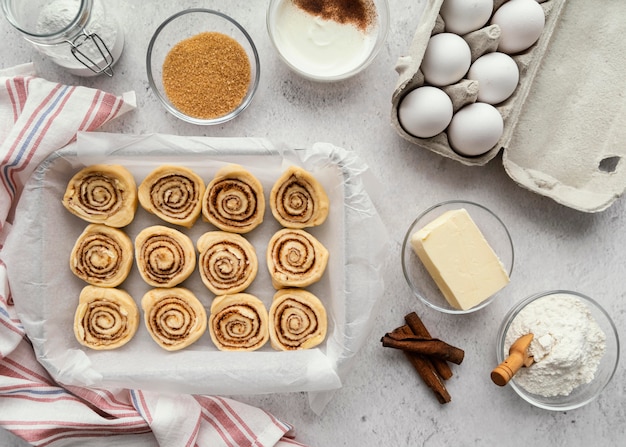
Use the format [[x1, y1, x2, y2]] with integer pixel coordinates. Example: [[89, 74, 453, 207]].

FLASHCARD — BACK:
[[147, 9, 260, 125]]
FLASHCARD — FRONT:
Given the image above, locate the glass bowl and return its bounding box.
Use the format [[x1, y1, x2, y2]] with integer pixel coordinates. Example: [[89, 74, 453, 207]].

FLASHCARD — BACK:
[[266, 0, 389, 81], [146, 9, 260, 125], [496, 290, 619, 411], [401, 200, 514, 314]]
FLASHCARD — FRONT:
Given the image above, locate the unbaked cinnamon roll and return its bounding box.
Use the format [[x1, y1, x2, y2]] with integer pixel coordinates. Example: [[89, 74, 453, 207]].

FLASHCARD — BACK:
[[268, 288, 327, 351], [202, 164, 265, 233], [62, 164, 137, 228], [141, 287, 207, 351], [138, 165, 205, 228], [74, 285, 139, 350], [208, 293, 269, 351], [135, 225, 196, 288], [269, 166, 329, 229], [267, 228, 329, 289], [70, 224, 133, 288], [197, 231, 258, 295]]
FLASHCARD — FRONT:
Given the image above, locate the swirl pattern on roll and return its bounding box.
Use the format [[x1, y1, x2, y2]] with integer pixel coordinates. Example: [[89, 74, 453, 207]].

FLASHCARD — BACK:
[[70, 224, 134, 288], [135, 225, 196, 288], [267, 228, 329, 289], [138, 166, 205, 228], [202, 164, 265, 234], [62, 164, 137, 228], [209, 294, 269, 351], [269, 289, 327, 351], [74, 285, 139, 350], [197, 231, 258, 295], [142, 288, 207, 351], [270, 166, 329, 229]]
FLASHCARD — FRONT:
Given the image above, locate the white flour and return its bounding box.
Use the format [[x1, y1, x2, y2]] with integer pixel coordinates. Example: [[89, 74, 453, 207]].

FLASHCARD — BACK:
[[504, 293, 606, 397], [35, 0, 122, 75]]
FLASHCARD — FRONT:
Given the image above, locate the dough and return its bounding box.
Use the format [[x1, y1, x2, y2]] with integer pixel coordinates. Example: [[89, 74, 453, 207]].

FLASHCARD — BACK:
[[208, 293, 269, 351], [138, 165, 205, 228], [62, 164, 137, 228], [202, 164, 265, 233], [135, 225, 196, 288], [268, 288, 327, 351], [70, 224, 134, 287], [267, 228, 329, 289], [197, 231, 258, 295], [141, 287, 207, 351], [270, 165, 329, 228], [74, 285, 139, 350]]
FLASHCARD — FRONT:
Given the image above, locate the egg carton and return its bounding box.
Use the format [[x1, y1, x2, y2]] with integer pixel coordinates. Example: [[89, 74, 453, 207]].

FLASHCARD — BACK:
[[391, 0, 626, 212]]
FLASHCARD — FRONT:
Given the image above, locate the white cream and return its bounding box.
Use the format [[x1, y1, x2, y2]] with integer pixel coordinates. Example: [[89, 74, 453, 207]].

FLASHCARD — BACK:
[[271, 0, 378, 79]]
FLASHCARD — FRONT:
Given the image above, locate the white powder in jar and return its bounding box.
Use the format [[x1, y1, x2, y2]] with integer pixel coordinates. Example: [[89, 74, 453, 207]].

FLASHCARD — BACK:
[[504, 293, 606, 397], [35, 0, 123, 75]]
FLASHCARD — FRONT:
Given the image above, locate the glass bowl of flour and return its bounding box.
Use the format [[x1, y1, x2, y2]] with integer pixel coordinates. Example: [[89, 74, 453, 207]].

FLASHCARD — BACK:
[[496, 290, 619, 411]]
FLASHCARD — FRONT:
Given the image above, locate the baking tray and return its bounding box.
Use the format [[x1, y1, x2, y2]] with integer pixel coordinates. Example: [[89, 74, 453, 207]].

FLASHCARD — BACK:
[[5, 135, 387, 402]]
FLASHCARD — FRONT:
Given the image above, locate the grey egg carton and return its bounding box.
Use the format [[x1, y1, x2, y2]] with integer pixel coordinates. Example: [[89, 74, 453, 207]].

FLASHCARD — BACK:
[[391, 0, 626, 212]]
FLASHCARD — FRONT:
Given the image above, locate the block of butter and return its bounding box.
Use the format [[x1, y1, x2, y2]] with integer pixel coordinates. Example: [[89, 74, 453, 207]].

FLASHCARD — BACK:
[[410, 208, 509, 310]]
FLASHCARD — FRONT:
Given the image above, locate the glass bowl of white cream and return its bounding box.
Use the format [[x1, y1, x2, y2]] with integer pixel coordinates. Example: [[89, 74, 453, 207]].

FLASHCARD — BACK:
[[266, 0, 389, 81], [496, 290, 619, 411]]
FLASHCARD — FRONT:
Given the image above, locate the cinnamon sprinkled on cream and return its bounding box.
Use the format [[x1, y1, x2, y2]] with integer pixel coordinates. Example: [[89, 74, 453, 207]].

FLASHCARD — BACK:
[[293, 0, 376, 31]]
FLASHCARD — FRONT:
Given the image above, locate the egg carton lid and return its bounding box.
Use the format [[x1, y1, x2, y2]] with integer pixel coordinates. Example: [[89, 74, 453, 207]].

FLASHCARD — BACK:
[[392, 0, 626, 213]]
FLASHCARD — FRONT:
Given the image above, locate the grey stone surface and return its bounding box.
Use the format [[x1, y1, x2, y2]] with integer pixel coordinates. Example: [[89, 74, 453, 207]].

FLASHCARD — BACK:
[[1, 1, 624, 446]]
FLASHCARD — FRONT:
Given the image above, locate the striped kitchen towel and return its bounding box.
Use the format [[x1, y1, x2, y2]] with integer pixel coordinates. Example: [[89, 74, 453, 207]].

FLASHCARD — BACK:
[[0, 64, 305, 447], [0, 63, 134, 226]]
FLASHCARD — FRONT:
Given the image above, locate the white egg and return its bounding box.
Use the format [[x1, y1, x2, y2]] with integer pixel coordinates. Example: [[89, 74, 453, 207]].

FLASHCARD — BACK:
[[447, 102, 503, 156], [467, 52, 519, 104], [491, 0, 545, 54], [421, 33, 472, 87], [398, 86, 453, 138], [440, 0, 494, 35]]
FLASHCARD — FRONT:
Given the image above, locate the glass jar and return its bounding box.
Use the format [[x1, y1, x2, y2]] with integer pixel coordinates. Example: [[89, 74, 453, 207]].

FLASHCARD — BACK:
[[1, 0, 124, 76]]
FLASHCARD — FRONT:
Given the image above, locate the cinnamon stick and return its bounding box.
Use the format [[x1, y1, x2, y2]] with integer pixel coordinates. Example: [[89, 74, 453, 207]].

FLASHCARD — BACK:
[[393, 325, 451, 404], [405, 312, 453, 380], [381, 333, 465, 365]]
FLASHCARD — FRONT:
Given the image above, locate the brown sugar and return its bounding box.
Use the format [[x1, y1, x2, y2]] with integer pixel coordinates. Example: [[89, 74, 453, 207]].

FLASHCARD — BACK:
[[162, 32, 251, 120]]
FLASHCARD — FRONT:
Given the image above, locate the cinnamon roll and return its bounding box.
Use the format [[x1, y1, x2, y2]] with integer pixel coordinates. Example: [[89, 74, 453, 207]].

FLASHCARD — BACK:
[[141, 287, 207, 351], [269, 166, 329, 229], [197, 231, 258, 295], [138, 165, 205, 228], [135, 225, 196, 288], [74, 285, 139, 350], [70, 224, 133, 288], [268, 288, 327, 351], [208, 293, 269, 351], [267, 228, 329, 289], [202, 164, 265, 233], [62, 164, 137, 228]]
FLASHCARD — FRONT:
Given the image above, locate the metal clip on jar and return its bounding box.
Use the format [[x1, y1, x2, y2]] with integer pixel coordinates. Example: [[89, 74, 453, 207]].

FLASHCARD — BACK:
[[2, 0, 124, 77]]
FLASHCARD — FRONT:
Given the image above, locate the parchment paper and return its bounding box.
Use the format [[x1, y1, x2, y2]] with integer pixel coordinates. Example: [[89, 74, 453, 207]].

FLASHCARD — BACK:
[[2, 132, 388, 414]]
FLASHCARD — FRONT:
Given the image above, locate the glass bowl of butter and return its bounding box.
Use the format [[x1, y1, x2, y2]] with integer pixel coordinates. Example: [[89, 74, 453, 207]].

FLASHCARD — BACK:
[[401, 200, 514, 314], [266, 0, 389, 81]]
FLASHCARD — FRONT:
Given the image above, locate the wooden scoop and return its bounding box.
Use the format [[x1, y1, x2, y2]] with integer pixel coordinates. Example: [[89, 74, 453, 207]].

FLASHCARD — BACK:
[[491, 333, 535, 386]]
